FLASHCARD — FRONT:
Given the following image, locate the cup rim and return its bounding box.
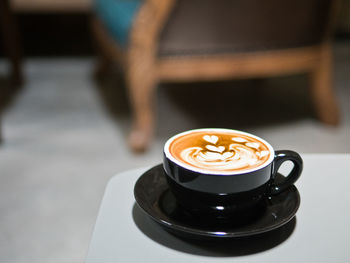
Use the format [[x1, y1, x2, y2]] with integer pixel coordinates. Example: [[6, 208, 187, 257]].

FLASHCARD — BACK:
[[164, 128, 275, 176]]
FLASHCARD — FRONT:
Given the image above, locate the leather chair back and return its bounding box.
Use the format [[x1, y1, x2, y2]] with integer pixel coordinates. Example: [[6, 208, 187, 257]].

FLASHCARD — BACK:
[[159, 0, 335, 56]]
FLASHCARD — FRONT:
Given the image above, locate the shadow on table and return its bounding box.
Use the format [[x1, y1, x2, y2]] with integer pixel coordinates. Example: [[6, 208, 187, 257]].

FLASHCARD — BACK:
[[132, 203, 296, 257]]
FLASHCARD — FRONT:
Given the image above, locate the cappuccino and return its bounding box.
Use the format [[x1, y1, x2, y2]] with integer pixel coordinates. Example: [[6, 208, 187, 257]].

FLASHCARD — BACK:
[[163, 128, 302, 219], [165, 129, 274, 174]]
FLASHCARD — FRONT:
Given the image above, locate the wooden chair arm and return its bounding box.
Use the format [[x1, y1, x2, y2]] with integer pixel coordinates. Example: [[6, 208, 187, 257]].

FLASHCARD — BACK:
[[129, 0, 175, 49]]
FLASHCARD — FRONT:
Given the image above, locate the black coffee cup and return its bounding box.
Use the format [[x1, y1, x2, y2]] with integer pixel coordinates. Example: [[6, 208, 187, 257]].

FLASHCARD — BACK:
[[163, 129, 303, 223]]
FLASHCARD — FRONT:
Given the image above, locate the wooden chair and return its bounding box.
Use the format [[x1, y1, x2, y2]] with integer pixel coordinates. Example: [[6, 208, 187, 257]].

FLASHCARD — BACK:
[[0, 0, 23, 88], [0, 0, 23, 143], [91, 0, 340, 152]]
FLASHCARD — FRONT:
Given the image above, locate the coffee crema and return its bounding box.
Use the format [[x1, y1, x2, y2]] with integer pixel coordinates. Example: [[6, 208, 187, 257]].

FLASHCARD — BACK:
[[167, 129, 272, 173]]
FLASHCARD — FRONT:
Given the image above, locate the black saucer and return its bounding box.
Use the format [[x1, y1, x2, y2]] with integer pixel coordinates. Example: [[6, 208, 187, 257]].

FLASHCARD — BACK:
[[134, 164, 300, 239]]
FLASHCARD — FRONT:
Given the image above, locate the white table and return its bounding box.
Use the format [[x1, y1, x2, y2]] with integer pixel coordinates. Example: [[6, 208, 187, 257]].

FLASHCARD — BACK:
[[85, 154, 350, 263]]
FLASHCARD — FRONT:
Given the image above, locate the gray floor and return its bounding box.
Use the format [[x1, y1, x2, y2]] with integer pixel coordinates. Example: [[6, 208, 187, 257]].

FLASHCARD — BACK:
[[0, 41, 349, 263]]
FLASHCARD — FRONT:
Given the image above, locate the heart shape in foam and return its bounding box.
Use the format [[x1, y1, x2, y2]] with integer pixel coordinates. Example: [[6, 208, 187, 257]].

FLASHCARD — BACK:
[[203, 135, 219, 144], [206, 145, 225, 153]]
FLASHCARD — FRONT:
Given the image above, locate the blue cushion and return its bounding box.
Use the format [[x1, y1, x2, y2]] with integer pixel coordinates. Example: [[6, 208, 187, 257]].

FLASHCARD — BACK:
[[94, 0, 142, 47]]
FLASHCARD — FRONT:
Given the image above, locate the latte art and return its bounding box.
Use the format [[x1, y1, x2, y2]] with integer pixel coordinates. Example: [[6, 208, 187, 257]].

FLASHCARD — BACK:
[[180, 136, 269, 171], [167, 130, 272, 173]]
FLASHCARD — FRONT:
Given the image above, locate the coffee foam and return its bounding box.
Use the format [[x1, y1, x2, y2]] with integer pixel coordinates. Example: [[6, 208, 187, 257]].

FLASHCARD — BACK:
[[165, 129, 274, 174]]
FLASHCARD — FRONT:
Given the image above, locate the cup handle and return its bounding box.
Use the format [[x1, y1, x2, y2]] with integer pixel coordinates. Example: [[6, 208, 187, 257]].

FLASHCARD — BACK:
[[270, 150, 303, 195]]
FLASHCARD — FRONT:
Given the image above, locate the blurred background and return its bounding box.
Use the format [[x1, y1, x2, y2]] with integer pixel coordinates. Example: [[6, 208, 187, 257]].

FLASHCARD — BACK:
[[1, 0, 349, 262]]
